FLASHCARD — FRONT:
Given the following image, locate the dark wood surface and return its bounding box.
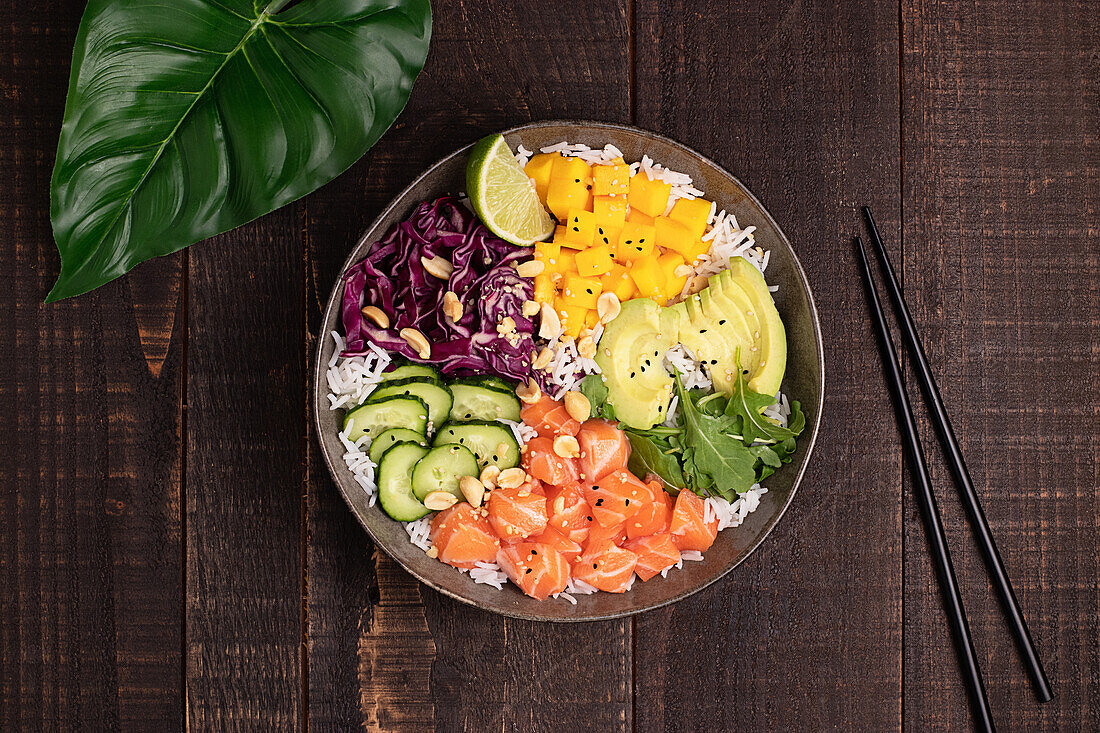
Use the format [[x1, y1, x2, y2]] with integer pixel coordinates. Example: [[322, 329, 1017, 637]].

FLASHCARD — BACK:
[[1, 0, 1096, 730]]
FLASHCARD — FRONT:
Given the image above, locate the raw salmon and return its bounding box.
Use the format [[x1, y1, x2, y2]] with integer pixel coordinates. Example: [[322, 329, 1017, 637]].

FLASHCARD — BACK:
[[586, 520, 627, 547], [429, 504, 500, 569], [577, 418, 630, 482], [583, 469, 649, 527], [626, 485, 672, 539], [571, 540, 638, 593], [497, 542, 570, 600], [544, 483, 592, 545], [487, 485, 548, 541], [520, 395, 581, 438], [530, 525, 583, 563], [668, 490, 719, 552], [624, 534, 681, 581], [523, 436, 580, 485]]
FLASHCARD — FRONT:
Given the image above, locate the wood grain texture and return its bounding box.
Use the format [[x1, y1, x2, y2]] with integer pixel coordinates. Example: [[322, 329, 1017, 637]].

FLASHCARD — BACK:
[[632, 1, 905, 730], [0, 3, 184, 730], [185, 208, 305, 729], [302, 1, 634, 730], [902, 0, 1099, 730]]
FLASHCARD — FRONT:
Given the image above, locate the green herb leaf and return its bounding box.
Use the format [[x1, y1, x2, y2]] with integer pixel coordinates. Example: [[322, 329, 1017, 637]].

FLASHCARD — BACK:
[[578, 374, 609, 420], [725, 357, 805, 445], [48, 0, 432, 301], [674, 372, 757, 496], [626, 432, 685, 492]]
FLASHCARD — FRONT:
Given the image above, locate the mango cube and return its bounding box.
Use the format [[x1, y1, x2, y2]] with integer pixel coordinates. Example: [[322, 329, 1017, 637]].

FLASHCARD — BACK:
[[654, 216, 697, 258], [628, 175, 672, 218], [547, 247, 577, 277], [592, 163, 630, 196], [627, 208, 655, 227], [525, 153, 557, 203], [617, 221, 656, 262], [561, 274, 604, 309], [668, 197, 713, 238], [551, 155, 593, 185], [593, 195, 628, 232], [575, 245, 614, 278], [534, 273, 557, 303], [584, 310, 599, 330], [680, 237, 711, 263], [594, 225, 622, 258], [629, 257, 666, 302], [535, 240, 561, 264], [600, 263, 637, 303], [552, 225, 567, 241], [658, 251, 689, 300], [546, 178, 592, 221], [563, 209, 596, 248], [556, 302, 590, 338]]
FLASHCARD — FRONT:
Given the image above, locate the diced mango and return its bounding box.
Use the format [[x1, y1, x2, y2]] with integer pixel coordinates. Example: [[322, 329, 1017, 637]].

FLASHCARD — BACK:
[[627, 208, 655, 227], [575, 245, 614, 278], [546, 179, 592, 221], [593, 195, 628, 232], [592, 163, 630, 196], [584, 310, 599, 330], [557, 302, 590, 338], [680, 237, 711, 263], [668, 197, 712, 238], [617, 221, 656, 262], [629, 257, 666, 302], [658, 251, 689, 300], [561, 274, 604, 309], [563, 209, 596, 248], [628, 175, 672, 218], [600, 263, 637, 303], [547, 247, 577, 277], [654, 216, 697, 258], [551, 155, 593, 184], [552, 225, 567, 242], [535, 240, 561, 264], [594, 225, 621, 258], [525, 153, 557, 203], [534, 273, 557, 303]]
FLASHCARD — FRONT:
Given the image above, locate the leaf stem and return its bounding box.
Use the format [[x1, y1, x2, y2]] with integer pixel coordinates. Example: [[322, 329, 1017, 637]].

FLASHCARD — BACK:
[[265, 0, 292, 13]]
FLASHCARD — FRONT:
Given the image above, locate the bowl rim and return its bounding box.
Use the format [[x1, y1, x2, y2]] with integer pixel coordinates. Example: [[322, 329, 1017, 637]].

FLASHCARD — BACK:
[[312, 119, 825, 621]]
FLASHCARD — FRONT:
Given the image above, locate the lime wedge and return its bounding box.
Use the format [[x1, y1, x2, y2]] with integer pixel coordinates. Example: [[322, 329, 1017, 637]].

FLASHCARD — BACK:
[[466, 133, 555, 246]]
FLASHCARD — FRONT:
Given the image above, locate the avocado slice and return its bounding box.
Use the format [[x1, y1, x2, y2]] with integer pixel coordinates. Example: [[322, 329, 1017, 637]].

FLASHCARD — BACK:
[[595, 298, 675, 430], [595, 256, 788, 430]]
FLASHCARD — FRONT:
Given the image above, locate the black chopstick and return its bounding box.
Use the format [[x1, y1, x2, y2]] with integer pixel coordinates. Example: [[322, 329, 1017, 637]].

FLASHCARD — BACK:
[[862, 207, 1054, 704], [855, 237, 996, 733]]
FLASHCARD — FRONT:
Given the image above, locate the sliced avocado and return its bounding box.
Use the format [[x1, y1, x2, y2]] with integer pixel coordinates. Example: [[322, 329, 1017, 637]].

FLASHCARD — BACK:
[[676, 284, 755, 393], [595, 298, 674, 430], [718, 257, 787, 395]]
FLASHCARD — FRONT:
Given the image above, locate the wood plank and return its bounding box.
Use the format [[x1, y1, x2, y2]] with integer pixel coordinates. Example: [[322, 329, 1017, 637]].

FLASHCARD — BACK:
[[902, 1, 1099, 730], [632, 2, 904, 730], [185, 207, 305, 728], [302, 1, 634, 730], [0, 3, 184, 729]]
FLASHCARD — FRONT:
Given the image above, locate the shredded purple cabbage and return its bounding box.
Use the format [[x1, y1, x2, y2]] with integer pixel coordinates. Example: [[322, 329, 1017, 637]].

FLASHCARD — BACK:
[[341, 196, 546, 388]]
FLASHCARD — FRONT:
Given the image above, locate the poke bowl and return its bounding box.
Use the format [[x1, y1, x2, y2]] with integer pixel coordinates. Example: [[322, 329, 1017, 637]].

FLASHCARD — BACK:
[[313, 121, 824, 621]]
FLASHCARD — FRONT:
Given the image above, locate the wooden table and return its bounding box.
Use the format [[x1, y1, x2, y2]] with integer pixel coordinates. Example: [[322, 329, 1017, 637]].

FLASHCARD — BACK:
[[2, 1, 1097, 730]]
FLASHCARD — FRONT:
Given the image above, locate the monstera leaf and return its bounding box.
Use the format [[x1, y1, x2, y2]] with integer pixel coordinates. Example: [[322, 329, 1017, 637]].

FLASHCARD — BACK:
[[47, 0, 431, 301]]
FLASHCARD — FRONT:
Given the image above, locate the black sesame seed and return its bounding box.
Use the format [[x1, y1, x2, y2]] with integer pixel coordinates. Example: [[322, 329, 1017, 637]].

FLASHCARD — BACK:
[[593, 563, 598, 569], [658, 405, 663, 412], [711, 359, 718, 365], [492, 455, 498, 462], [586, 516, 593, 522], [525, 568, 532, 574], [531, 549, 538, 555], [719, 319, 727, 325], [625, 499, 631, 506], [595, 498, 604, 506], [602, 237, 609, 244], [630, 371, 636, 378], [572, 226, 580, 232], [700, 328, 708, 334], [644, 359, 650, 366]]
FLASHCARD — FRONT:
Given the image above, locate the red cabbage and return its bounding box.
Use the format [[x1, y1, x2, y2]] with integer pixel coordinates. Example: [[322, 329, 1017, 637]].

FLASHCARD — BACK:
[[341, 196, 548, 389]]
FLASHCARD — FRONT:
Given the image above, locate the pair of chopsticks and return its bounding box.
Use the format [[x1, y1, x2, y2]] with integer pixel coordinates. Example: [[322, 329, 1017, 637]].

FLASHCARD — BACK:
[[855, 208, 1052, 732]]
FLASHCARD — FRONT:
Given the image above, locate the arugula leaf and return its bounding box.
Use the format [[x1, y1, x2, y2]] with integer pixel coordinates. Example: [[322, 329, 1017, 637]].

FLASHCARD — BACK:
[[673, 373, 758, 496], [725, 357, 805, 445], [578, 374, 613, 420], [626, 432, 685, 492]]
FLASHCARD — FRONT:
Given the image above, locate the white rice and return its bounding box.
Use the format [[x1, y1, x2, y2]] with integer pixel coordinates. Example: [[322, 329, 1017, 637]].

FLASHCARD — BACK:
[[514, 144, 532, 168], [663, 344, 712, 391]]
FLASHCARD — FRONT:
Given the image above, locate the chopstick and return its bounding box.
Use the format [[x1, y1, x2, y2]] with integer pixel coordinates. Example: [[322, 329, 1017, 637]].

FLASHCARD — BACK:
[[862, 207, 1053, 704], [855, 237, 996, 732]]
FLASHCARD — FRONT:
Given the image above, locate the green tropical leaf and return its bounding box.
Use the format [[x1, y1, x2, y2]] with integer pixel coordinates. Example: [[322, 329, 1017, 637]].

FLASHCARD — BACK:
[[48, 0, 431, 301]]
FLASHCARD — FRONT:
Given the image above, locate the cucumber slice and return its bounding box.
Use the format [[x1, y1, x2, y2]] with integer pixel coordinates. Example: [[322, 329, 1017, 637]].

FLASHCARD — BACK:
[[343, 396, 428, 443], [432, 421, 521, 471], [448, 383, 521, 422], [380, 364, 439, 383], [377, 442, 431, 521], [411, 444, 480, 501], [368, 378, 452, 431], [369, 428, 429, 464], [455, 375, 516, 393]]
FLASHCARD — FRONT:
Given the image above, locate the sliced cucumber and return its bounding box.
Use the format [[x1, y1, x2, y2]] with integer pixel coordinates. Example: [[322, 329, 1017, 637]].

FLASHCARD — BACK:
[[369, 428, 429, 464], [380, 364, 439, 383], [455, 374, 516, 393], [411, 444, 480, 501], [343, 396, 428, 443], [448, 383, 521, 422], [432, 421, 521, 471], [377, 442, 431, 521], [368, 378, 452, 431]]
